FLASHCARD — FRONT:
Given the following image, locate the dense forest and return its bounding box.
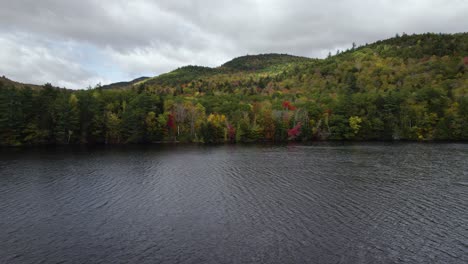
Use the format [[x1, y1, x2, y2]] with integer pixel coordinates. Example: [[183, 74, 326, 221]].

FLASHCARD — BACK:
[[1, 33, 467, 146]]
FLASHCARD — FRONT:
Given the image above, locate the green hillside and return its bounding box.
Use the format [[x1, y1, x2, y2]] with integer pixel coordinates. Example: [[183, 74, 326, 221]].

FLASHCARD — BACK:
[[0, 76, 46, 90], [140, 66, 218, 87], [1, 33, 467, 145], [137, 54, 314, 88], [221, 53, 313, 71], [100, 76, 150, 90]]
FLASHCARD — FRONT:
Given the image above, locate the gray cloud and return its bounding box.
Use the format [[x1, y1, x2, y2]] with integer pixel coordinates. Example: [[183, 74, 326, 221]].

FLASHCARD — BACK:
[[0, 33, 109, 88], [0, 0, 467, 89]]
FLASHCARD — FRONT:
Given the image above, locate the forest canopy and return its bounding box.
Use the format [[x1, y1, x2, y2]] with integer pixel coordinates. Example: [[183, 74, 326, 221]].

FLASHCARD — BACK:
[[1, 33, 467, 146]]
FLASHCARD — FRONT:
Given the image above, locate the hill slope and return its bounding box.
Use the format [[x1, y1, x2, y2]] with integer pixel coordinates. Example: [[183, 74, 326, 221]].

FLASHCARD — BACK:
[[137, 54, 314, 88], [0, 76, 45, 90], [100, 76, 150, 90], [221, 53, 312, 71]]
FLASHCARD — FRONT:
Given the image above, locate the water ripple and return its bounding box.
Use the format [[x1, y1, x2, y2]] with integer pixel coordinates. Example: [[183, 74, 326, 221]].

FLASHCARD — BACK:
[[0, 143, 467, 263]]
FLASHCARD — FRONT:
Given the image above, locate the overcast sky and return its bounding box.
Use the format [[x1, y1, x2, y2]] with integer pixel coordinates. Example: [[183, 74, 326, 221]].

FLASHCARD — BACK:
[[0, 0, 466, 89]]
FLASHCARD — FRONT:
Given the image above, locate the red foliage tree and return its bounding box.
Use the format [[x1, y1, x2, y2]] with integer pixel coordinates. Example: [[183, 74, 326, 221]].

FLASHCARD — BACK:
[[464, 57, 468, 65], [227, 124, 236, 142], [282, 101, 296, 111], [167, 113, 175, 130], [288, 122, 302, 139]]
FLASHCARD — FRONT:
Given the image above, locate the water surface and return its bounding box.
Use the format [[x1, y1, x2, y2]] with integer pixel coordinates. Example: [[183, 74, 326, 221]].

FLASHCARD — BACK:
[[1, 143, 467, 263]]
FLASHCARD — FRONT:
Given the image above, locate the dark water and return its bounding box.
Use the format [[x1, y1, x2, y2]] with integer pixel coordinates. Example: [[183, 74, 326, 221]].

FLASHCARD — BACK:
[[0, 143, 467, 264]]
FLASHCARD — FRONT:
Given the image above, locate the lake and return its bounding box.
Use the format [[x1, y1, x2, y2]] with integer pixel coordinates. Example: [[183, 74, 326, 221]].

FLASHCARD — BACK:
[[0, 143, 467, 263]]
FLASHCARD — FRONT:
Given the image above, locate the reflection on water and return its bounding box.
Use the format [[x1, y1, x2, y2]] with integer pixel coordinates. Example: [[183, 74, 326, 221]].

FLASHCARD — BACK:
[[0, 143, 467, 263]]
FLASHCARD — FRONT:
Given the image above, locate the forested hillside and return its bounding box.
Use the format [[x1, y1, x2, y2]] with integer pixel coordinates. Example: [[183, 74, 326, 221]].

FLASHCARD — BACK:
[[1, 33, 467, 146]]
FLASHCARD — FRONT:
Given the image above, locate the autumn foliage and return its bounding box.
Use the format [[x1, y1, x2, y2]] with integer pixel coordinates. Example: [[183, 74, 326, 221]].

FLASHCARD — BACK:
[[282, 101, 296, 111], [227, 124, 236, 141], [167, 113, 175, 130], [1, 33, 468, 146], [288, 122, 302, 139]]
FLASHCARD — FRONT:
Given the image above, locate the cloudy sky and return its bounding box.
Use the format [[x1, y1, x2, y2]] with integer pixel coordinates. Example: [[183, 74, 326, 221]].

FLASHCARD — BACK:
[[0, 0, 466, 89]]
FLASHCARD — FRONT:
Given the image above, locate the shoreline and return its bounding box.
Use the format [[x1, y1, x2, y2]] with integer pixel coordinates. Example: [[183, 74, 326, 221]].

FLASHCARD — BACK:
[[2, 139, 467, 149]]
